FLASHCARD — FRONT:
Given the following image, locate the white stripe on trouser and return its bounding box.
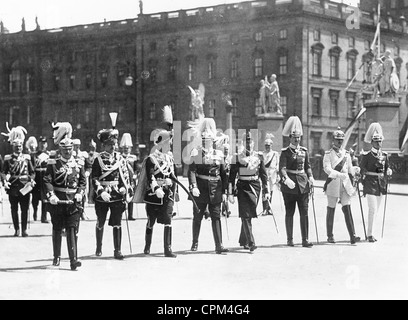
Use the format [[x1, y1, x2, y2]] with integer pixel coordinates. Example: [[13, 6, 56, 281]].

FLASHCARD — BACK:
[[366, 194, 384, 237]]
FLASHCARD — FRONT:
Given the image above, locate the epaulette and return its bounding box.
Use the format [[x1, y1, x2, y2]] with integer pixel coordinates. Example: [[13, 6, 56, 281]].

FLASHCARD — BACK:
[[300, 146, 308, 151], [4, 154, 12, 161], [325, 150, 331, 155], [23, 154, 31, 161], [281, 147, 288, 152], [47, 158, 57, 165], [383, 151, 388, 155], [361, 150, 370, 156]]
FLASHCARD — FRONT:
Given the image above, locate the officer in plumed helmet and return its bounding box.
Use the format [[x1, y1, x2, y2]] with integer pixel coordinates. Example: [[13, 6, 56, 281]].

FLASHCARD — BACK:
[[43, 134, 86, 270], [92, 113, 135, 260], [360, 122, 392, 242], [323, 128, 361, 245], [279, 116, 314, 248], [228, 131, 270, 252]]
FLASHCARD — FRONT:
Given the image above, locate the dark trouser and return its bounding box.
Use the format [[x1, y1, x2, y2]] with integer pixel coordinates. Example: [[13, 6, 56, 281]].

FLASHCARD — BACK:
[[239, 218, 255, 247], [282, 192, 310, 242], [32, 189, 48, 222], [9, 194, 30, 232], [127, 202, 134, 219], [192, 202, 222, 246], [262, 191, 274, 212]]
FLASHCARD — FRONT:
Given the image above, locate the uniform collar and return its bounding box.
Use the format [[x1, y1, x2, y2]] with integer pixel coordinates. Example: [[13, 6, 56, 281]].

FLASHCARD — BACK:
[[371, 147, 381, 155], [60, 156, 74, 163], [289, 144, 300, 151]]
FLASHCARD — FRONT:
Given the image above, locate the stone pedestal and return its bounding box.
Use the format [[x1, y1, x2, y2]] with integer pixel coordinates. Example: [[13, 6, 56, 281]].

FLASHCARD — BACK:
[[257, 113, 284, 151], [364, 98, 400, 153]]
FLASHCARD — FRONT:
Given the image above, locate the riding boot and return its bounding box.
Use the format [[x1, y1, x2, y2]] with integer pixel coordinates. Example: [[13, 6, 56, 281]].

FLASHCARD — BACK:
[[52, 230, 62, 266], [113, 227, 124, 260], [242, 218, 256, 252], [21, 209, 28, 237], [144, 227, 153, 255], [300, 216, 313, 248], [95, 226, 104, 256], [285, 216, 294, 246], [33, 209, 38, 222], [128, 203, 136, 221], [191, 220, 201, 251], [66, 227, 81, 271], [326, 207, 336, 243], [41, 205, 49, 223], [164, 226, 177, 258], [342, 205, 360, 244], [11, 209, 20, 236], [239, 222, 248, 248], [212, 219, 229, 254]]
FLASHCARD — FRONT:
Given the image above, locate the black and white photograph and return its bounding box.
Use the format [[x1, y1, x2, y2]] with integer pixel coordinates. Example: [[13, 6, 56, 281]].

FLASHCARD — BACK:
[[1, 0, 408, 303]]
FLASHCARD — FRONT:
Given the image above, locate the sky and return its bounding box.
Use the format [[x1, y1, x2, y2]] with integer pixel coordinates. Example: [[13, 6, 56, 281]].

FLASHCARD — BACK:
[[0, 0, 360, 34]]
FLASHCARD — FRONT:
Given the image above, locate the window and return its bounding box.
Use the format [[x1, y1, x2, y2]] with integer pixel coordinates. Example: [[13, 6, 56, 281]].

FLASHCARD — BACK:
[[208, 100, 216, 118], [188, 39, 194, 48], [329, 47, 341, 79], [69, 74, 76, 90], [85, 73, 92, 89], [279, 54, 288, 75], [255, 32, 263, 42], [26, 73, 35, 92], [349, 37, 355, 48], [117, 70, 125, 87], [54, 74, 61, 92], [280, 96, 287, 115], [312, 44, 324, 76], [208, 60, 216, 80], [85, 105, 91, 123], [279, 29, 287, 40], [188, 63, 194, 81], [231, 98, 238, 116], [26, 105, 32, 125], [347, 92, 357, 119], [149, 103, 156, 120], [331, 32, 338, 44], [254, 58, 263, 77], [311, 132, 322, 157], [314, 29, 321, 41], [9, 106, 20, 125], [329, 90, 339, 118], [311, 88, 322, 117], [168, 59, 177, 81], [364, 40, 371, 51], [101, 106, 107, 122], [101, 71, 108, 88], [347, 55, 356, 80], [150, 65, 157, 83], [9, 69, 21, 93], [230, 57, 239, 79]]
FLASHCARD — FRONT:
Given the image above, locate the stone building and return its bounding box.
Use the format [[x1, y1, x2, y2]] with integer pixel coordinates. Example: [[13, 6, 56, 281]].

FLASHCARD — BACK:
[[1, 0, 408, 180]]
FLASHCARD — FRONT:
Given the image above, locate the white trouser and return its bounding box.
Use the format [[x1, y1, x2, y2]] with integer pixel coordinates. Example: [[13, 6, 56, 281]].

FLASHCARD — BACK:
[[327, 185, 351, 208], [366, 194, 384, 237]]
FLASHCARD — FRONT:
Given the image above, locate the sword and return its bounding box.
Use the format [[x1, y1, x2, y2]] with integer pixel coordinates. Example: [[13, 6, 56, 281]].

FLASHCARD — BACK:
[[123, 206, 133, 254], [357, 182, 368, 241], [265, 197, 279, 234], [221, 200, 230, 240], [310, 186, 320, 244], [382, 177, 390, 239]]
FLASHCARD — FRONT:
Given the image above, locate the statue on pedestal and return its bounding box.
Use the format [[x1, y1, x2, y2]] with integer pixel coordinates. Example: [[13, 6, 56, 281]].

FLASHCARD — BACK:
[[259, 74, 283, 115]]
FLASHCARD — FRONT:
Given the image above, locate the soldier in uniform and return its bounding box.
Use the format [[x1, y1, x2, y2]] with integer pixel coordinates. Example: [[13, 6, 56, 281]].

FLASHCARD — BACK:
[[261, 134, 279, 216], [360, 123, 392, 242], [120, 133, 139, 221], [188, 118, 229, 254], [31, 136, 50, 223], [43, 136, 86, 270], [72, 139, 88, 220], [323, 128, 361, 244], [279, 116, 314, 248], [228, 131, 270, 252], [92, 113, 134, 260], [1, 125, 35, 237], [85, 139, 98, 204]]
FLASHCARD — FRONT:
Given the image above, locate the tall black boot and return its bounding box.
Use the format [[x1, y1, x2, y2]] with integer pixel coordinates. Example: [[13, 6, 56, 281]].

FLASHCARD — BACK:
[[164, 226, 177, 258], [41, 204, 49, 223], [52, 230, 62, 266], [11, 208, 20, 236], [95, 226, 104, 256], [66, 227, 81, 271], [21, 209, 29, 237], [300, 216, 313, 248], [212, 219, 229, 254], [342, 205, 360, 244], [128, 203, 136, 221], [113, 227, 124, 260], [326, 207, 336, 243], [144, 227, 153, 255], [242, 218, 256, 252], [285, 216, 294, 246], [191, 220, 201, 251]]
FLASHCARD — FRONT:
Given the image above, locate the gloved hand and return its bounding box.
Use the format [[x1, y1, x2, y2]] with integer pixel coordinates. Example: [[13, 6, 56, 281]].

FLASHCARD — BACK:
[[339, 172, 349, 181], [101, 191, 111, 202], [155, 188, 165, 199], [228, 195, 235, 204], [284, 178, 296, 190], [75, 193, 83, 202], [49, 194, 60, 205], [3, 181, 11, 190], [222, 194, 227, 202], [85, 171, 91, 178], [353, 167, 361, 175], [264, 193, 271, 202], [387, 168, 393, 176], [119, 187, 127, 195], [192, 187, 200, 198], [309, 176, 315, 186]]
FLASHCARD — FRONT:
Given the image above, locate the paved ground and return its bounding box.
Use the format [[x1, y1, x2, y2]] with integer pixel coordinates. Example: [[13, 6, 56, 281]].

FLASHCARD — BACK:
[[1, 180, 407, 300]]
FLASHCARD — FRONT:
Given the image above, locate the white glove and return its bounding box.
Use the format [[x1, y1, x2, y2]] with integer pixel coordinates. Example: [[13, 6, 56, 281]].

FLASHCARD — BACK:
[[49, 195, 60, 205], [339, 173, 349, 181], [155, 188, 165, 199], [284, 178, 296, 190], [309, 176, 315, 186], [101, 191, 111, 202], [119, 187, 127, 195], [192, 187, 200, 198], [387, 168, 393, 176], [4, 181, 11, 190], [85, 171, 91, 178], [353, 167, 361, 175], [75, 193, 83, 202], [228, 195, 235, 204], [264, 193, 271, 201]]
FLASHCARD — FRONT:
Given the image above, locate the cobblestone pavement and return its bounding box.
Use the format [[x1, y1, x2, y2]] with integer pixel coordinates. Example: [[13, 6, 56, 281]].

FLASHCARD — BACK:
[[0, 181, 407, 300]]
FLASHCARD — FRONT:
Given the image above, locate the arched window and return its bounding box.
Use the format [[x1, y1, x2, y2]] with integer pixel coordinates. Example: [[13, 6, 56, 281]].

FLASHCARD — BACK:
[[206, 54, 217, 80], [329, 46, 342, 79], [9, 60, 21, 93], [347, 49, 359, 81], [277, 47, 288, 75], [229, 51, 240, 79], [186, 55, 197, 82], [311, 43, 324, 76]]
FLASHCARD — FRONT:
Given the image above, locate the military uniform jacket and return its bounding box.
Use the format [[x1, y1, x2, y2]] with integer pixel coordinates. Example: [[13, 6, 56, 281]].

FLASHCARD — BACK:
[[1, 153, 35, 197], [188, 147, 227, 204], [360, 148, 389, 196], [143, 150, 176, 206], [31, 150, 50, 190], [262, 150, 280, 185], [92, 151, 134, 203], [279, 145, 312, 195], [43, 155, 86, 202], [323, 148, 357, 197], [122, 153, 139, 179]]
